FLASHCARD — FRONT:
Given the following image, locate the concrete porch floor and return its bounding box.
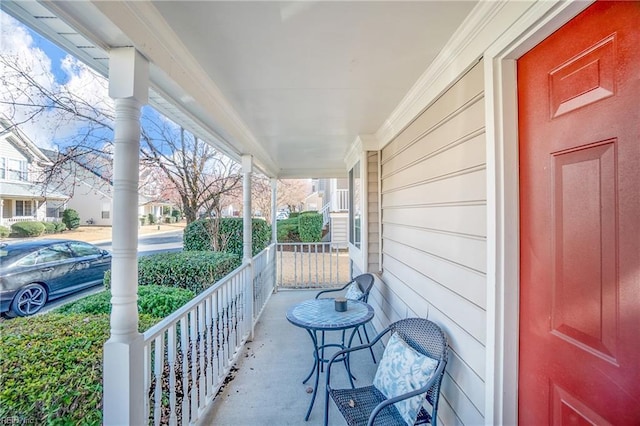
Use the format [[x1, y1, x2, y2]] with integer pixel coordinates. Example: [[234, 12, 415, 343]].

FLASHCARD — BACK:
[[198, 290, 384, 426]]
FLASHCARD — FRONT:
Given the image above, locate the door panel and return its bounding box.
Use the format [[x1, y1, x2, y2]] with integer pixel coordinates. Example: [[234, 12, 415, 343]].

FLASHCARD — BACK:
[[518, 2, 640, 425]]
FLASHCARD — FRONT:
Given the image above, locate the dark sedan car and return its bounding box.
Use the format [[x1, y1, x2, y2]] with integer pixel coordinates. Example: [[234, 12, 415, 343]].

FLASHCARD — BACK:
[[0, 239, 111, 317]]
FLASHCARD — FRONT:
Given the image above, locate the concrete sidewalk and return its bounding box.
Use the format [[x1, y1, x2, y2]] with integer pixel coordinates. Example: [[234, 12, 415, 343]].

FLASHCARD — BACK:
[[198, 290, 384, 426]]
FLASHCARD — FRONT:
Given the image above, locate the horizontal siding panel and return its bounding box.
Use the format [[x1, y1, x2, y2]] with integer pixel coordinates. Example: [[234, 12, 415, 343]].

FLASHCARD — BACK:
[[382, 169, 486, 208], [383, 204, 486, 238], [382, 132, 486, 193], [446, 350, 485, 419], [0, 139, 26, 159], [383, 254, 486, 343], [384, 223, 486, 273], [441, 374, 485, 425], [378, 269, 430, 319], [381, 62, 484, 163], [427, 303, 486, 381], [381, 101, 485, 181], [383, 238, 486, 309]]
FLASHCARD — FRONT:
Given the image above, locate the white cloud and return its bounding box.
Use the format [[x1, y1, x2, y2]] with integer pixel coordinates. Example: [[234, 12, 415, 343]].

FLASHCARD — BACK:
[[0, 11, 112, 150]]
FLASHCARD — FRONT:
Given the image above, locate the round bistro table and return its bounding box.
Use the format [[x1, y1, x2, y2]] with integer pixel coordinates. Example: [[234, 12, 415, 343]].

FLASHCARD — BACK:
[[286, 298, 374, 421]]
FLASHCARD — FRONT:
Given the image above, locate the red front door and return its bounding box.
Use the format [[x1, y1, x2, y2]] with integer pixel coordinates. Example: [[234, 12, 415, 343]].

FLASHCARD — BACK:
[[518, 2, 640, 424]]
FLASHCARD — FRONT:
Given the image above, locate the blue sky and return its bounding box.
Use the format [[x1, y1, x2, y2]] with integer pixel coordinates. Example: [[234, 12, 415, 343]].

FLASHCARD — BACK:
[[0, 9, 178, 152], [26, 26, 69, 85]]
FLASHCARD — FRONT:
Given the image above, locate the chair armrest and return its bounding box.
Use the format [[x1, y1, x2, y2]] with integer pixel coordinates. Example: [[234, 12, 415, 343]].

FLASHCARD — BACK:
[[367, 360, 447, 426], [315, 281, 352, 299]]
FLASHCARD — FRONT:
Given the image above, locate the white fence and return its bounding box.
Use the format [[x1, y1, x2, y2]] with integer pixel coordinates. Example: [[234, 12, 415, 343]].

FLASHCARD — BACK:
[[276, 242, 350, 288], [142, 244, 276, 425], [1, 216, 60, 227]]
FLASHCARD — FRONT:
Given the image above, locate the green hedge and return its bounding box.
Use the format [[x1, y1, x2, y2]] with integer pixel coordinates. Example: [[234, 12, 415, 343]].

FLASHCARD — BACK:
[[42, 221, 56, 234], [56, 286, 195, 318], [0, 313, 158, 425], [183, 218, 271, 257], [298, 212, 322, 242], [104, 251, 238, 294], [277, 217, 299, 242], [0, 225, 9, 238], [10, 221, 45, 237], [62, 208, 80, 230]]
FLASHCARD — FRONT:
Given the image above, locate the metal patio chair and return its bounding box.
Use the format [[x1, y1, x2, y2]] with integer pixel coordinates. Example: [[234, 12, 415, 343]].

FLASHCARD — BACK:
[[315, 273, 376, 362], [324, 318, 448, 426]]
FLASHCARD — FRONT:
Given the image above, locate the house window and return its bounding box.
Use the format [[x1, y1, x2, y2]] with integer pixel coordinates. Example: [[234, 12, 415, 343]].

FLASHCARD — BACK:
[[16, 200, 33, 216], [0, 158, 5, 179], [7, 159, 28, 181], [349, 161, 361, 249], [101, 203, 110, 219]]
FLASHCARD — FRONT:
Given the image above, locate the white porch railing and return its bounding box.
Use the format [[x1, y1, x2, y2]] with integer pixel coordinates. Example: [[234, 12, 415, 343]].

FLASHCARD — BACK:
[[0, 216, 60, 227], [142, 244, 276, 425], [332, 189, 349, 212], [319, 202, 331, 227], [276, 242, 350, 288]]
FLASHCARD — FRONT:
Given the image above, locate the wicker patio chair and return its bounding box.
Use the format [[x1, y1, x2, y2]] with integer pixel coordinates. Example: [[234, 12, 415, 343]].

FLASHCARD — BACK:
[[315, 273, 376, 362], [324, 318, 448, 426]]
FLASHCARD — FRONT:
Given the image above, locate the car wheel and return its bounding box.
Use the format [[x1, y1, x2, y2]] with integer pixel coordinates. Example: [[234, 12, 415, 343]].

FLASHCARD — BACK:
[[10, 283, 48, 317]]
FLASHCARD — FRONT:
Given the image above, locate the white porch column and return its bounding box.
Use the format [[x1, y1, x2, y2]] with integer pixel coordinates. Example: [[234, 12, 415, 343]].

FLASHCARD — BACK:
[[271, 178, 277, 244], [103, 47, 148, 426], [271, 178, 278, 293], [242, 155, 254, 339]]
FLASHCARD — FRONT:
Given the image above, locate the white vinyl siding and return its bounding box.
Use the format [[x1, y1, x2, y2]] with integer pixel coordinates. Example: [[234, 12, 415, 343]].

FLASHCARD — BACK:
[[376, 60, 486, 425]]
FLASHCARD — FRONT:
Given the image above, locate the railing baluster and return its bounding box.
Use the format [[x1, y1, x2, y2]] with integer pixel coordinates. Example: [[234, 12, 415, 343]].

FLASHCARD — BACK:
[[198, 303, 206, 409], [168, 325, 178, 426], [144, 341, 151, 423], [180, 316, 189, 425], [205, 296, 213, 399], [190, 310, 198, 421], [153, 334, 164, 426]]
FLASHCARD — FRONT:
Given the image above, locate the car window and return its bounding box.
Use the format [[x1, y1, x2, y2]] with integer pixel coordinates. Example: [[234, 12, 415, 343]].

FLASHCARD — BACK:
[[68, 242, 102, 257], [15, 244, 73, 266], [16, 252, 38, 266]]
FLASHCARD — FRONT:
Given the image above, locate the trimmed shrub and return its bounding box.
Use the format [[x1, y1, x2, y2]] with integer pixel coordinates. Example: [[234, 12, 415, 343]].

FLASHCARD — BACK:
[[62, 208, 80, 230], [54, 221, 67, 233], [42, 221, 56, 234], [56, 286, 195, 318], [277, 217, 300, 242], [0, 313, 158, 425], [298, 212, 323, 242], [171, 209, 181, 220], [148, 213, 156, 225], [0, 225, 10, 238], [104, 251, 238, 294], [183, 218, 271, 257], [288, 212, 300, 219], [10, 221, 45, 237]]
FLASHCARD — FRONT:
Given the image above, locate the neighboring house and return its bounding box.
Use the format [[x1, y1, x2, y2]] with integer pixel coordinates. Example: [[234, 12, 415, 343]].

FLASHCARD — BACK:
[[138, 165, 175, 223], [306, 178, 349, 247], [42, 148, 115, 226], [0, 118, 68, 227], [43, 149, 174, 226]]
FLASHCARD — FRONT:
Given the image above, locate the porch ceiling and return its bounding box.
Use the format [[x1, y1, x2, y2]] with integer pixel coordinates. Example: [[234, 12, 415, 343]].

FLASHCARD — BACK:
[[2, 1, 477, 178]]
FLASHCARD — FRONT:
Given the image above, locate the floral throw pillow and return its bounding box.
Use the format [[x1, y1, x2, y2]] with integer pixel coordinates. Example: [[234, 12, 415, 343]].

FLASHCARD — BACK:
[[344, 282, 364, 300], [373, 332, 439, 425]]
